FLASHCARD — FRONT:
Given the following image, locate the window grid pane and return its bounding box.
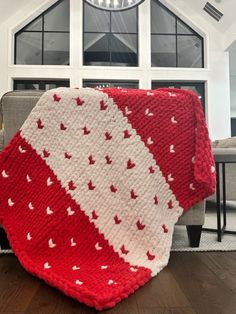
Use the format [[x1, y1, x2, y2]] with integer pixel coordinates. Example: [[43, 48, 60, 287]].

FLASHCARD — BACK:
[[15, 32, 42, 65], [177, 35, 203, 68], [44, 33, 69, 65], [151, 35, 176, 67]]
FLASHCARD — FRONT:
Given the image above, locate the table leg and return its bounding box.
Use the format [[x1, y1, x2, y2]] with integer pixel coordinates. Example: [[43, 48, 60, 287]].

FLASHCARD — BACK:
[[216, 162, 222, 242], [222, 162, 227, 228]]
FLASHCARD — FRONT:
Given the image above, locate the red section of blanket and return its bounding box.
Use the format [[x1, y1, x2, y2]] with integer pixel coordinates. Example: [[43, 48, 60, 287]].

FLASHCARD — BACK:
[[103, 88, 216, 211], [0, 133, 151, 310]]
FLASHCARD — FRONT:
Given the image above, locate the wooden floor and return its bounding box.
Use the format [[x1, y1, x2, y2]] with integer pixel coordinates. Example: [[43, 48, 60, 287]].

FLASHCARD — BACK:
[[0, 252, 236, 314]]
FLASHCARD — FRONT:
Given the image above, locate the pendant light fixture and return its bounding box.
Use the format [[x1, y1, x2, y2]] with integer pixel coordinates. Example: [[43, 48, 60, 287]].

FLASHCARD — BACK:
[[84, 0, 145, 11]]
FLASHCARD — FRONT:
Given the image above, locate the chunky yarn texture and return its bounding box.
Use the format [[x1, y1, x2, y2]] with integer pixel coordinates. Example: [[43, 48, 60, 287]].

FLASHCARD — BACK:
[[0, 87, 215, 310]]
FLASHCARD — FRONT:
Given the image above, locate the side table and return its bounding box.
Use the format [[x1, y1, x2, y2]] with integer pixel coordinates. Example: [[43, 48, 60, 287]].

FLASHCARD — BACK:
[[203, 149, 236, 241]]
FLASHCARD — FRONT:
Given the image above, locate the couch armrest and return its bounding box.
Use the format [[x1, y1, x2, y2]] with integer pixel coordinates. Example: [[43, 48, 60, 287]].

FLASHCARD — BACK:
[[177, 200, 205, 226], [0, 129, 4, 151]]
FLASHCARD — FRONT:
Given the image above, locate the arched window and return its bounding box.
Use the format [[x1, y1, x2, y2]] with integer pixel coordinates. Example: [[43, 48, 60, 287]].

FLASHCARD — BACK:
[[15, 0, 69, 65], [151, 0, 204, 68], [83, 1, 138, 66]]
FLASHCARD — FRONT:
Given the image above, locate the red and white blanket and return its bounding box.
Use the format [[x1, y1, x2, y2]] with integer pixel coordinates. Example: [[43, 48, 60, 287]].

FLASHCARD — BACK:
[[0, 87, 215, 310]]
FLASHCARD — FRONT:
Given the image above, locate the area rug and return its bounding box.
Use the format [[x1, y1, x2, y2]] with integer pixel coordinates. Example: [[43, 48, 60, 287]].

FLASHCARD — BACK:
[[0, 87, 215, 310], [172, 208, 236, 251]]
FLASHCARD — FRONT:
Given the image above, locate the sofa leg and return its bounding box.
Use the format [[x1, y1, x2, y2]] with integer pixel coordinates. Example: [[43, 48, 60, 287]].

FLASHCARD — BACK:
[[0, 228, 10, 250], [186, 225, 202, 248]]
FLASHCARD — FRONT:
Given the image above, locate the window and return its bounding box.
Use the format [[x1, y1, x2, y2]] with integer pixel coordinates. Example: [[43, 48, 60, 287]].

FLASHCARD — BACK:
[[151, 0, 204, 68], [231, 118, 236, 136], [15, 0, 70, 65], [83, 2, 138, 66], [152, 81, 205, 112], [83, 80, 139, 89], [13, 79, 70, 91]]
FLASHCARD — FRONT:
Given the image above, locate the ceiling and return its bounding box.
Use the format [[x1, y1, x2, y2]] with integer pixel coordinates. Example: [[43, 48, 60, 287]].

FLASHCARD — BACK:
[[173, 0, 236, 33]]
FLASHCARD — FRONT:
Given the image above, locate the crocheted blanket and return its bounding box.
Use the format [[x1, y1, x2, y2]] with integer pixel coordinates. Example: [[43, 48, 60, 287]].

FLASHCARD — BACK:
[[0, 87, 215, 310]]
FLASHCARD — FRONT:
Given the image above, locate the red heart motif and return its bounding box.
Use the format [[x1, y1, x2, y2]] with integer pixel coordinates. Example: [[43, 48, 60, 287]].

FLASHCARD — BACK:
[[110, 185, 117, 193], [136, 220, 145, 230], [88, 155, 95, 165], [92, 210, 98, 220], [65, 152, 72, 159], [68, 180, 76, 191], [114, 215, 121, 224], [60, 123, 67, 131], [162, 224, 168, 233], [105, 155, 112, 164], [83, 127, 90, 135], [149, 166, 155, 174], [53, 94, 61, 102], [154, 195, 158, 205], [127, 159, 135, 170], [168, 200, 173, 209], [130, 189, 138, 199], [105, 132, 112, 140], [76, 97, 85, 106], [37, 119, 44, 129], [147, 251, 155, 261], [121, 245, 129, 255], [124, 130, 131, 139], [43, 149, 50, 158], [100, 100, 108, 111], [88, 180, 95, 190]]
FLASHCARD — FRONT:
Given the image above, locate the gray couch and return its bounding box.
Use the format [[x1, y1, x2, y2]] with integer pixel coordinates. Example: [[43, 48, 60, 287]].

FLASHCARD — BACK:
[[209, 138, 236, 206], [0, 90, 206, 248]]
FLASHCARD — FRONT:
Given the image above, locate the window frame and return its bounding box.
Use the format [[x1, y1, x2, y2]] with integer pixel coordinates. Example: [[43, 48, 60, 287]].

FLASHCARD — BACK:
[[151, 0, 204, 68], [82, 2, 139, 67], [14, 0, 70, 65]]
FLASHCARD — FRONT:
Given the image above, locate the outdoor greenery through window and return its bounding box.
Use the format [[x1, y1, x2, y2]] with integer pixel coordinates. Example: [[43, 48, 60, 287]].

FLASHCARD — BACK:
[[83, 2, 138, 66], [151, 0, 204, 68], [15, 0, 69, 65]]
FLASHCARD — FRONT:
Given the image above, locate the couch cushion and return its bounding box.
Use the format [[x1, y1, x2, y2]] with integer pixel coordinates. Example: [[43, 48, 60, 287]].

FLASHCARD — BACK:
[[207, 147, 236, 202], [177, 201, 205, 225], [0, 129, 4, 151], [212, 136, 236, 148], [1, 91, 43, 145]]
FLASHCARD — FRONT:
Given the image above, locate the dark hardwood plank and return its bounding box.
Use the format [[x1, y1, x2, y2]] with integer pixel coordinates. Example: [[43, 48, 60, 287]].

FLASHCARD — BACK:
[[0, 255, 40, 313], [24, 281, 97, 314], [135, 267, 192, 309], [170, 252, 236, 314], [139, 307, 196, 314], [1, 253, 236, 314], [197, 252, 236, 293]]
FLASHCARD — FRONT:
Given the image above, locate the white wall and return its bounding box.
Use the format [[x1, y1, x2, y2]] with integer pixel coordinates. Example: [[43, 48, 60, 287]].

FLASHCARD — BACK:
[[0, 0, 231, 140], [230, 75, 236, 117]]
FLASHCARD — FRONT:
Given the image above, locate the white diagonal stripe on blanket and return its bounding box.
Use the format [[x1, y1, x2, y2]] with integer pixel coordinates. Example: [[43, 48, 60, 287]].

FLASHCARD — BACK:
[[21, 87, 183, 275]]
